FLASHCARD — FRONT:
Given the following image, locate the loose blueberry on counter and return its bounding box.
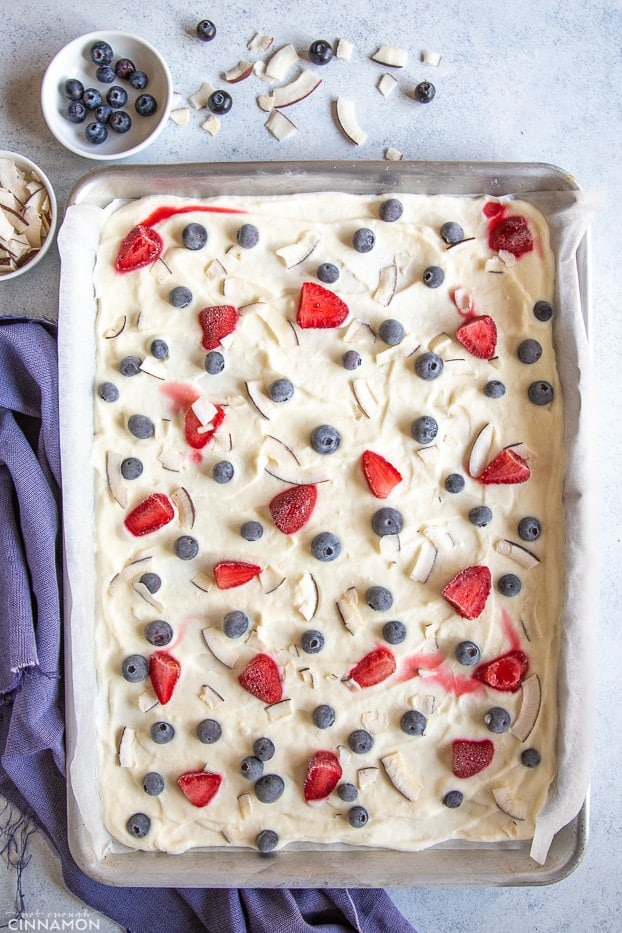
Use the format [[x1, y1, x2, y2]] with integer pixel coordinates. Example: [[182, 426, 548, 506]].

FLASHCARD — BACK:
[[120, 457, 143, 480], [169, 285, 193, 308], [237, 223, 259, 248], [308, 39, 333, 65], [444, 472, 465, 494], [85, 122, 108, 145], [378, 318, 404, 345], [183, 222, 208, 250], [533, 300, 554, 322], [440, 221, 464, 244], [484, 707, 511, 733], [115, 58, 135, 79], [142, 772, 164, 796], [119, 355, 142, 377], [312, 704, 335, 729], [518, 516, 542, 542], [484, 380, 506, 398], [256, 829, 278, 853], [422, 265, 444, 287], [268, 378, 294, 402], [371, 507, 403, 536], [196, 19, 217, 41], [337, 782, 358, 802], [145, 619, 172, 647], [517, 339, 542, 364], [129, 70, 149, 90], [366, 585, 393, 611], [348, 729, 374, 754], [414, 80, 436, 102], [67, 101, 87, 123], [240, 520, 264, 542], [400, 710, 427, 736], [65, 78, 84, 100], [414, 351, 444, 381], [135, 93, 158, 116], [310, 424, 341, 455], [528, 380, 554, 405], [254, 773, 285, 803], [98, 381, 119, 402], [342, 349, 362, 370], [140, 572, 162, 595], [411, 415, 438, 444], [121, 654, 148, 683], [151, 721, 175, 744], [90, 41, 114, 65], [498, 573, 522, 597], [82, 88, 103, 110], [301, 630, 325, 654], [469, 505, 493, 527], [106, 85, 128, 108], [205, 350, 225, 374], [379, 198, 403, 222], [348, 805, 369, 828], [382, 619, 406, 645], [212, 460, 234, 484], [128, 414, 155, 439], [150, 338, 169, 360], [521, 748, 541, 768], [174, 535, 199, 560], [311, 532, 341, 562], [96, 65, 116, 84], [317, 262, 339, 284], [196, 718, 222, 744], [352, 228, 375, 253], [126, 813, 150, 838], [455, 641, 481, 666], [223, 610, 249, 639], [253, 737, 275, 761], [110, 111, 132, 134], [443, 790, 463, 809], [94, 105, 113, 124], [207, 90, 232, 115]]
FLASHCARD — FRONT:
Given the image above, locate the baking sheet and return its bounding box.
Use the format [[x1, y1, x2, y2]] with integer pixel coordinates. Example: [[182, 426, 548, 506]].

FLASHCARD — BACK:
[[58, 160, 596, 887]]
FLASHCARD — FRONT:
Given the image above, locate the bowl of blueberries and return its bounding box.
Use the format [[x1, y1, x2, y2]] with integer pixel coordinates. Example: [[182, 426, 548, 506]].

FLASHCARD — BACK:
[[41, 31, 172, 160]]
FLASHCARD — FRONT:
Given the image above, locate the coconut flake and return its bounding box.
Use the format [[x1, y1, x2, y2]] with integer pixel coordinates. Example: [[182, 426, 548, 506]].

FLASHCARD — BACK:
[[275, 230, 320, 268], [200, 683, 225, 708], [378, 73, 398, 96], [336, 586, 363, 635], [266, 698, 293, 721], [106, 451, 128, 508], [223, 60, 254, 82], [351, 378, 378, 418], [410, 539, 437, 583], [248, 32, 274, 52], [421, 50, 442, 67], [171, 486, 195, 529], [336, 38, 354, 60], [201, 115, 221, 136], [189, 82, 214, 109], [385, 146, 403, 161], [495, 539, 541, 569], [372, 45, 408, 67], [265, 109, 298, 140], [469, 422, 494, 478], [374, 263, 398, 305], [264, 43, 299, 80], [335, 98, 367, 145], [170, 108, 191, 127]]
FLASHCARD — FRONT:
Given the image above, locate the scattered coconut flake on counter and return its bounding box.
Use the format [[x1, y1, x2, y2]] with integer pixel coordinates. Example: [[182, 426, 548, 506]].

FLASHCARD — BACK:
[[223, 60, 254, 83], [258, 70, 322, 111], [372, 44, 408, 67], [378, 73, 398, 96], [385, 146, 403, 161], [265, 110, 298, 140], [189, 82, 214, 109], [201, 116, 221, 136], [169, 108, 190, 127], [421, 50, 442, 67], [336, 38, 354, 60], [335, 98, 367, 145], [247, 32, 274, 52], [264, 43, 299, 81]]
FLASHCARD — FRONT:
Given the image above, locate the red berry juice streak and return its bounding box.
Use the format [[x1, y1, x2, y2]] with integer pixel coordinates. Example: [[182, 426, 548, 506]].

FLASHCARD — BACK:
[[139, 204, 245, 227], [160, 381, 201, 413]]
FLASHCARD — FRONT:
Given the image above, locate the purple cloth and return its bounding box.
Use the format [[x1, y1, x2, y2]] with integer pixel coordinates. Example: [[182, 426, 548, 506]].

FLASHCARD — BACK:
[[0, 318, 416, 933]]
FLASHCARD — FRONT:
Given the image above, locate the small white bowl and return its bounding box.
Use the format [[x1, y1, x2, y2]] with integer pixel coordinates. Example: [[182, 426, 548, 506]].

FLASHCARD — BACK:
[[0, 150, 57, 281], [41, 31, 172, 161]]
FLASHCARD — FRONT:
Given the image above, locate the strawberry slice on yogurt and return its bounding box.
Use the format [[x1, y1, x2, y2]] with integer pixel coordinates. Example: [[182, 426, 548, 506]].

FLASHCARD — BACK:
[[124, 492, 174, 536], [177, 770, 223, 807], [303, 750, 343, 802], [114, 225, 163, 272], [149, 650, 181, 704]]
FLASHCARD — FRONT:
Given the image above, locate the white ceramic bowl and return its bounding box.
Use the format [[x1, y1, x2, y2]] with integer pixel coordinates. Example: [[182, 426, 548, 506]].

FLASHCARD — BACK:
[[0, 149, 57, 281], [41, 31, 172, 161]]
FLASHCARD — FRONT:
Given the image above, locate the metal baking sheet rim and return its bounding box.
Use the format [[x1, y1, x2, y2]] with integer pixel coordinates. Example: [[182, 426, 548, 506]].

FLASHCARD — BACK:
[[62, 160, 590, 888]]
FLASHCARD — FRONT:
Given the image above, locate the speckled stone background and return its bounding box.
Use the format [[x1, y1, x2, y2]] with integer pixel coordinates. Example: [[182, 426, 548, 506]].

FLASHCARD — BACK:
[[1, 1, 620, 930]]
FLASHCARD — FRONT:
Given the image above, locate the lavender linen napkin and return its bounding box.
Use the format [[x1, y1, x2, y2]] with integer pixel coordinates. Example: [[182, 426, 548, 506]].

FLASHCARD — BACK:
[[0, 318, 416, 933]]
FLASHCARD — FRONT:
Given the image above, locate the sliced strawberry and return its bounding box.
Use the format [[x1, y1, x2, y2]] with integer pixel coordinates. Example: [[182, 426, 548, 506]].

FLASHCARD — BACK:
[[184, 404, 225, 450], [488, 215, 533, 257], [269, 484, 318, 534], [199, 305, 240, 350], [478, 448, 531, 485], [297, 282, 349, 329], [303, 750, 343, 802], [347, 645, 396, 688], [442, 565, 491, 620], [238, 653, 283, 704], [473, 650, 529, 692], [456, 315, 497, 360], [124, 493, 174, 537], [361, 450, 403, 499], [452, 738, 494, 778], [149, 650, 181, 704], [114, 225, 163, 273], [177, 770, 223, 807], [214, 560, 262, 589]]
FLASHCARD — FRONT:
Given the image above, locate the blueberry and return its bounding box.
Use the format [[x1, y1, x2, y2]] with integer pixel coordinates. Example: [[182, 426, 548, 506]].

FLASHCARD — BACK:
[[120, 457, 143, 480], [254, 773, 284, 803], [128, 414, 154, 439], [85, 122, 108, 145], [414, 351, 444, 380], [528, 380, 554, 405], [256, 829, 278, 853], [469, 505, 493, 527], [440, 221, 464, 244], [121, 654, 148, 683], [67, 101, 87, 123], [348, 729, 373, 754], [484, 380, 506, 398], [311, 532, 341, 562], [414, 80, 436, 103], [144, 620, 172, 647], [400, 709, 427, 736], [205, 350, 225, 374], [126, 813, 150, 838], [115, 58, 135, 79], [110, 111, 132, 134], [98, 381, 119, 402], [150, 338, 169, 360], [371, 507, 403, 536], [411, 415, 438, 444], [207, 90, 232, 115], [82, 88, 103, 110], [135, 94, 158, 117], [498, 573, 522, 597], [151, 721, 175, 744], [337, 782, 358, 802], [223, 610, 249, 639], [317, 262, 339, 283], [308, 39, 333, 65], [301, 630, 325, 654], [352, 228, 375, 253], [268, 378, 294, 402], [444, 473, 465, 494], [378, 318, 404, 345], [382, 619, 406, 644], [96, 65, 116, 84], [95, 105, 113, 124], [182, 222, 208, 250], [241, 520, 264, 542], [174, 535, 199, 560], [348, 806, 369, 828], [310, 424, 341, 455], [169, 285, 193, 308], [90, 41, 114, 65], [342, 349, 362, 370], [443, 790, 463, 809], [517, 339, 542, 364], [455, 641, 481, 666], [533, 300, 553, 322], [106, 85, 128, 108], [129, 70, 149, 90], [521, 748, 541, 768], [142, 772, 164, 796], [196, 718, 222, 744], [211, 460, 234, 484], [312, 704, 335, 729], [196, 19, 217, 41], [253, 737, 275, 761], [379, 198, 403, 222], [119, 355, 141, 377], [237, 223, 259, 248], [140, 573, 162, 595], [518, 516, 542, 542], [485, 707, 511, 734], [366, 585, 393, 611], [423, 265, 444, 288], [64, 78, 84, 100]]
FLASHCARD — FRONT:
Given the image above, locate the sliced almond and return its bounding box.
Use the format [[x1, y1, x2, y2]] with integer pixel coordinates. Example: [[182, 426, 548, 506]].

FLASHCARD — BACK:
[[372, 45, 408, 67], [468, 422, 494, 478], [106, 451, 128, 508], [202, 628, 240, 668], [493, 787, 528, 821], [510, 674, 542, 742], [495, 539, 541, 569], [335, 98, 367, 145], [275, 230, 320, 268], [381, 750, 422, 801]]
